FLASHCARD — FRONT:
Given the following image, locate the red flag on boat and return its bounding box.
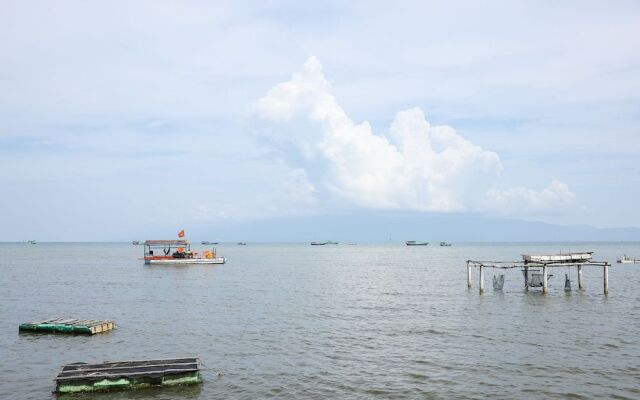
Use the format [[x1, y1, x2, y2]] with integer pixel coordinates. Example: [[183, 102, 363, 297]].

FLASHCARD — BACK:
[[178, 229, 185, 238]]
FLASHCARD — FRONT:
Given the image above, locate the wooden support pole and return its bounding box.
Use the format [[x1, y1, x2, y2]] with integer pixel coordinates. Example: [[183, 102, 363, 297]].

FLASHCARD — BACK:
[[479, 265, 484, 294], [467, 261, 472, 289], [542, 266, 548, 294], [603, 264, 609, 295], [577, 265, 584, 289], [524, 265, 529, 290]]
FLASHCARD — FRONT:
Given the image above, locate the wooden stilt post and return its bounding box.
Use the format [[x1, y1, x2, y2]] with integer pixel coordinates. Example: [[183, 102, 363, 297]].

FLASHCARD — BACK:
[[542, 266, 548, 294], [479, 265, 484, 294], [467, 261, 472, 289], [524, 265, 529, 290], [577, 265, 584, 289], [603, 264, 609, 295]]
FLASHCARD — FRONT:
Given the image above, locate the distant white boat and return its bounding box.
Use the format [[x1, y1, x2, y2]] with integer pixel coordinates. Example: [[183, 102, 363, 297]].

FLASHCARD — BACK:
[[237, 242, 247, 246], [440, 242, 452, 246], [310, 241, 328, 245], [201, 241, 219, 245], [406, 241, 429, 246], [617, 255, 640, 264], [132, 240, 140, 245], [28, 240, 37, 245], [523, 252, 593, 264]]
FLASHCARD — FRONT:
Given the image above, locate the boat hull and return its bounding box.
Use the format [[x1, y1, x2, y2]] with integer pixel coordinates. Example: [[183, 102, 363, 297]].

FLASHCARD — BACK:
[[523, 252, 592, 263], [146, 257, 226, 265]]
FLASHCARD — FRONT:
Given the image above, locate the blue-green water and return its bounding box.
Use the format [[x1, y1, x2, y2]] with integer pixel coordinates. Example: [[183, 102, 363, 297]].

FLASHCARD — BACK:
[[1, 242, 639, 399]]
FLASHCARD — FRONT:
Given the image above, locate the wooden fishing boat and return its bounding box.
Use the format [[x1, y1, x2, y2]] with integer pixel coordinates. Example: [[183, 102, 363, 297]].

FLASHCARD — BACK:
[[406, 241, 429, 246], [522, 252, 592, 264], [143, 240, 225, 265]]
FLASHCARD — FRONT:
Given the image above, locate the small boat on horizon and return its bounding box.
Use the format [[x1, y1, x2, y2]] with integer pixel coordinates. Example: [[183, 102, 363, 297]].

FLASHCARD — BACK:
[[310, 241, 328, 245], [617, 255, 640, 264], [132, 240, 140, 245], [406, 241, 429, 246], [237, 242, 247, 246], [27, 240, 37, 245], [201, 241, 219, 245], [440, 242, 452, 246]]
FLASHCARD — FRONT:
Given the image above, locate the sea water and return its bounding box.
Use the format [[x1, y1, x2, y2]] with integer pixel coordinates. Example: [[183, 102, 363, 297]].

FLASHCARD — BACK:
[[1, 242, 639, 399]]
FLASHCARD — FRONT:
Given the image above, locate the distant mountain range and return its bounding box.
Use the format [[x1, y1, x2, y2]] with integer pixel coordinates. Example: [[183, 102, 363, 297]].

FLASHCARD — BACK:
[[201, 212, 640, 242]]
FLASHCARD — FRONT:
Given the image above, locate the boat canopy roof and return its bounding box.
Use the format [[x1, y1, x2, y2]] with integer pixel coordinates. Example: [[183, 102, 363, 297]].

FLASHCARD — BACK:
[[144, 240, 189, 246]]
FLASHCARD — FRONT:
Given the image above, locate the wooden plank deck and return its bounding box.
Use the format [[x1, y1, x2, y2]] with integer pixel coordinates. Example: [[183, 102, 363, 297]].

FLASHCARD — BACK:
[[18, 318, 114, 334], [55, 358, 202, 393]]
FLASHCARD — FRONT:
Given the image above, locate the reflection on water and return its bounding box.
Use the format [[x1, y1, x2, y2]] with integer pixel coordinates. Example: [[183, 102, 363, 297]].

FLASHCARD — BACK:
[[1, 242, 639, 399]]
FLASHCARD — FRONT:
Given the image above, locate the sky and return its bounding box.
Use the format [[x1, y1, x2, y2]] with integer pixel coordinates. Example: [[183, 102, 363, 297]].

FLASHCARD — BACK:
[[1, 1, 639, 241]]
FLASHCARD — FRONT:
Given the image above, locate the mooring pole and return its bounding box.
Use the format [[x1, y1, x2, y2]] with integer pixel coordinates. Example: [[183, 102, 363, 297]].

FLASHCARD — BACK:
[[524, 265, 529, 290], [479, 265, 484, 294], [603, 264, 609, 295], [467, 261, 472, 289], [577, 265, 584, 289], [542, 266, 548, 294]]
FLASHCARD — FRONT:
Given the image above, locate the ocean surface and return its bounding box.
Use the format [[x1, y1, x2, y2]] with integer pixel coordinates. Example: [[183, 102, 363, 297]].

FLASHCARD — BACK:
[[1, 242, 639, 399]]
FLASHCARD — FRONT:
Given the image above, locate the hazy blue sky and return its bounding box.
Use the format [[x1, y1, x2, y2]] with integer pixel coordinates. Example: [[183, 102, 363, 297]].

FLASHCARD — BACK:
[[1, 1, 639, 240]]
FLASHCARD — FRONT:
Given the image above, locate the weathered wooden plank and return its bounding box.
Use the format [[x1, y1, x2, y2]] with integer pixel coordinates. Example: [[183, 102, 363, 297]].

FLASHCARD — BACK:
[[61, 359, 199, 372], [57, 368, 200, 382], [58, 365, 200, 380], [59, 360, 199, 372]]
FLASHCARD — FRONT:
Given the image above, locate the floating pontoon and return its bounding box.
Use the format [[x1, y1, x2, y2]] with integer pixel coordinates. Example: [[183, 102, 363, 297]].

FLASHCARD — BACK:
[[55, 357, 202, 393], [19, 318, 114, 335]]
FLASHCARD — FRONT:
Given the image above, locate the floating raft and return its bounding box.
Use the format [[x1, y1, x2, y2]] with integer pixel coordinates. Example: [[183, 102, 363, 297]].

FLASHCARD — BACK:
[[55, 358, 202, 393], [19, 318, 114, 335]]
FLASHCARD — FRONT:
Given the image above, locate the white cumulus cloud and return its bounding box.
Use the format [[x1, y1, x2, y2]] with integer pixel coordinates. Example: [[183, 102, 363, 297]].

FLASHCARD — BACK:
[[256, 57, 575, 215], [486, 181, 576, 216]]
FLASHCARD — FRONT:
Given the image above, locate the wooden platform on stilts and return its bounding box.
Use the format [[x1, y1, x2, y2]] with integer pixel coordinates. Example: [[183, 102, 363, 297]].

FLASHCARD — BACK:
[[55, 357, 202, 393], [466, 252, 611, 295], [19, 318, 114, 335]]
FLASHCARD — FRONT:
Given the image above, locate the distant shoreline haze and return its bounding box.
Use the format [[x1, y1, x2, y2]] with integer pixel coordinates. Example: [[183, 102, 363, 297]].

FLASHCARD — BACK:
[[11, 213, 640, 242]]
